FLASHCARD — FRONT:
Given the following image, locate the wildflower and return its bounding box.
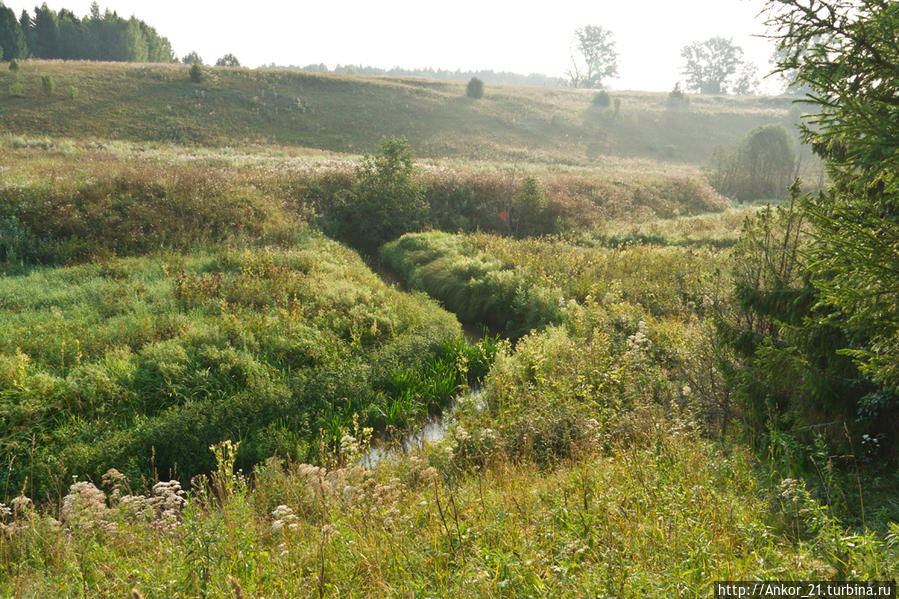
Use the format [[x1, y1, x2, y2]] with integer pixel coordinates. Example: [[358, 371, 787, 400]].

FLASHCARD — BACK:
[[62, 481, 109, 525], [454, 426, 470, 443], [10, 494, 32, 514], [340, 434, 359, 457], [271, 505, 299, 532], [320, 523, 338, 539], [101, 468, 128, 490]]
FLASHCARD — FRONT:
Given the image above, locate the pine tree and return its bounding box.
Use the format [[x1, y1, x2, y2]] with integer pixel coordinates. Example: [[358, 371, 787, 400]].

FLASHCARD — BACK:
[[0, 4, 28, 60]]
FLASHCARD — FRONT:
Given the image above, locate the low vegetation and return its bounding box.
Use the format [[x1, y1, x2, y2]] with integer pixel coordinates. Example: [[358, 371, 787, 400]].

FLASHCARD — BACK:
[[0, 60, 799, 164], [0, 135, 728, 260], [0, 232, 494, 502]]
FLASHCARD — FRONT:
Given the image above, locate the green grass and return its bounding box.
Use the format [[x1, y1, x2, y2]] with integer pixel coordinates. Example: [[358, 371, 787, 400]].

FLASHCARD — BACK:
[[0, 233, 484, 502], [0, 71, 892, 594], [0, 61, 802, 165], [3, 417, 895, 597]]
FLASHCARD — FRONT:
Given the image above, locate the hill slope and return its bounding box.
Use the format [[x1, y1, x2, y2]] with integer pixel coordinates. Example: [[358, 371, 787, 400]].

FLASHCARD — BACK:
[[0, 61, 798, 164]]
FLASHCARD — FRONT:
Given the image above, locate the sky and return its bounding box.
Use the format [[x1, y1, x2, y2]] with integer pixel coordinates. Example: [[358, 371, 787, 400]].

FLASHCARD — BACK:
[[4, 0, 783, 93]]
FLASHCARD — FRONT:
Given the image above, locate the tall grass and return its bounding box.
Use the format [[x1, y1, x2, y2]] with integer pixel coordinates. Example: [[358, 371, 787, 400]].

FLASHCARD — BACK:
[[1, 140, 728, 263], [2, 415, 895, 596], [0, 234, 487, 502]]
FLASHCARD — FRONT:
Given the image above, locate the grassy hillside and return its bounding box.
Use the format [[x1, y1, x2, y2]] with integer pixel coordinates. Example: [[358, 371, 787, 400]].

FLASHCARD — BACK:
[[0, 61, 799, 164]]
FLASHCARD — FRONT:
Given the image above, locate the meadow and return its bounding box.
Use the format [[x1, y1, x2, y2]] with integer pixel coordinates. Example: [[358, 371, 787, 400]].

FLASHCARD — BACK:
[[1, 60, 801, 164], [0, 60, 895, 598]]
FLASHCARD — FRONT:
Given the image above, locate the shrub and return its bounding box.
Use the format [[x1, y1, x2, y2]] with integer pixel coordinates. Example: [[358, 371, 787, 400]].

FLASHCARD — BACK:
[[466, 77, 484, 99], [189, 63, 204, 83], [326, 137, 428, 252], [8, 58, 18, 72], [9, 80, 23, 97], [41, 75, 54, 96], [592, 90, 611, 107], [667, 83, 690, 109], [707, 124, 796, 201], [510, 176, 552, 237], [67, 85, 78, 100]]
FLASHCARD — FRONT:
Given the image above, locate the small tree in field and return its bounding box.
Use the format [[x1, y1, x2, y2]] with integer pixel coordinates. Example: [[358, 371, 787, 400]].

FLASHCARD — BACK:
[[189, 63, 204, 83], [592, 90, 611, 107], [332, 137, 428, 251], [41, 75, 54, 96], [466, 77, 484, 99], [9, 58, 18, 72]]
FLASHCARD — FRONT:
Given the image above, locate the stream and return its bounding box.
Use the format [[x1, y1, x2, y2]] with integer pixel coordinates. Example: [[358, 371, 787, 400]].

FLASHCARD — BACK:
[[362, 387, 484, 468], [362, 255, 491, 468]]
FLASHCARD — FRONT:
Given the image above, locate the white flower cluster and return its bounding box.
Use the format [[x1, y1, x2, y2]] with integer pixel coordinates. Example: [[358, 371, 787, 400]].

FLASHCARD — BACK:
[[270, 505, 299, 532], [56, 471, 187, 536], [626, 321, 651, 354]]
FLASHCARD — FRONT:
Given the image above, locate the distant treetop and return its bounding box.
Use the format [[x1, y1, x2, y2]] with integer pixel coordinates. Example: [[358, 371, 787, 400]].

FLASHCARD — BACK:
[[182, 51, 203, 65], [568, 25, 618, 89], [215, 53, 240, 67], [680, 37, 758, 95], [0, 2, 175, 63]]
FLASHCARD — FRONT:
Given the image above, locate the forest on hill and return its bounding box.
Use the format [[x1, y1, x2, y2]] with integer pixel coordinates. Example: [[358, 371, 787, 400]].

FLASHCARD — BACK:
[[0, 1, 174, 62]]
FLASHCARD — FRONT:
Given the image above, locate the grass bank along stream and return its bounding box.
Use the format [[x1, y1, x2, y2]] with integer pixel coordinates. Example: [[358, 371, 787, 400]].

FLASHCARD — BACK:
[[0, 230, 499, 502]]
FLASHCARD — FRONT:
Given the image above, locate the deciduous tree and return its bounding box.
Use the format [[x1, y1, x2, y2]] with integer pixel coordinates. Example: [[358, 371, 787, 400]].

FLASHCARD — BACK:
[[680, 37, 747, 94], [568, 25, 618, 89]]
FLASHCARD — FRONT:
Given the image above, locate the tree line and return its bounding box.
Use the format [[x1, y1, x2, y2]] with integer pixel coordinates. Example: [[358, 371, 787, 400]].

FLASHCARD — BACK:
[[272, 63, 568, 88], [0, 1, 174, 63]]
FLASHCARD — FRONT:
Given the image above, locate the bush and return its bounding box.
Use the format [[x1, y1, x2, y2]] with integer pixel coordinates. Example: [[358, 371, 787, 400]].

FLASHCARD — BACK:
[[466, 77, 484, 99], [41, 75, 54, 96], [707, 124, 796, 201], [189, 63, 204, 83], [510, 176, 552, 237], [8, 58, 18, 72], [592, 90, 611, 107], [67, 85, 78, 100], [667, 83, 689, 109], [326, 137, 428, 252], [9, 80, 23, 97]]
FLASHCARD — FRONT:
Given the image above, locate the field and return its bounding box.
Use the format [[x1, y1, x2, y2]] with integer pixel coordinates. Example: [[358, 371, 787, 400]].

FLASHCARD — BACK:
[[1, 60, 802, 164], [0, 61, 896, 597]]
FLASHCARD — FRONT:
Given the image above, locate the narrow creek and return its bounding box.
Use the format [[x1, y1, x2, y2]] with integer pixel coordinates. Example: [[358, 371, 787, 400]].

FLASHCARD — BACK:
[[362, 254, 494, 467], [362, 387, 484, 468]]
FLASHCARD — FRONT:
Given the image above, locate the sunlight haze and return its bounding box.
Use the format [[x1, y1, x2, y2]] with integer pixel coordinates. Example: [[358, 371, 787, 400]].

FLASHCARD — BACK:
[[4, 0, 780, 92]]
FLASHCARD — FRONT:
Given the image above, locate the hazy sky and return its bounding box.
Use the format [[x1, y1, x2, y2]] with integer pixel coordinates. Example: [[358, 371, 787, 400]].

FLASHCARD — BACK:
[[5, 0, 782, 92]]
